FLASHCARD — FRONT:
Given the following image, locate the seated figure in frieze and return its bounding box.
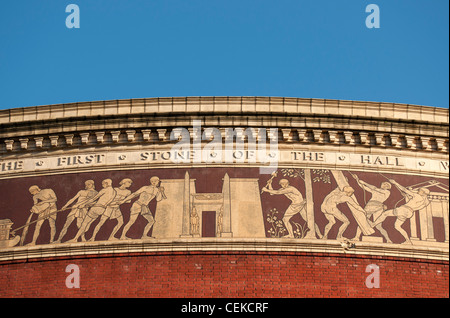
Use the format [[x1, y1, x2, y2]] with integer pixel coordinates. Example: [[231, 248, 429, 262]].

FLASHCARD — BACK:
[[119, 176, 166, 240], [66, 179, 116, 243], [55, 180, 98, 243]]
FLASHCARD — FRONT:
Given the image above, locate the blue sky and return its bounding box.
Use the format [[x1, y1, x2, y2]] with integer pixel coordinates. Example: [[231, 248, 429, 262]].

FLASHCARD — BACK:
[[0, 0, 448, 109]]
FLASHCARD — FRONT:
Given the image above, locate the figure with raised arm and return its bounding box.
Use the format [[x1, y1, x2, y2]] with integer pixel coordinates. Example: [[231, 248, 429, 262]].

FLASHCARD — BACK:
[[370, 180, 430, 244], [262, 178, 308, 238], [351, 174, 392, 242]]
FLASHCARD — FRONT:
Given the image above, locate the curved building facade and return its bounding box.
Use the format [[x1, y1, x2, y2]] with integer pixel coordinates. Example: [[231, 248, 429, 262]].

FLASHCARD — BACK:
[[0, 97, 448, 298]]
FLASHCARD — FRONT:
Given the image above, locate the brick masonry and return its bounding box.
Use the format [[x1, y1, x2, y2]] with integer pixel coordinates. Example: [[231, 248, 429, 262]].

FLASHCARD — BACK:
[[0, 252, 448, 298]]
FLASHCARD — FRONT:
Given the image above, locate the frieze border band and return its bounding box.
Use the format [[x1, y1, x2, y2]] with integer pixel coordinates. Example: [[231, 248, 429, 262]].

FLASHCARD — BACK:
[[0, 238, 448, 263]]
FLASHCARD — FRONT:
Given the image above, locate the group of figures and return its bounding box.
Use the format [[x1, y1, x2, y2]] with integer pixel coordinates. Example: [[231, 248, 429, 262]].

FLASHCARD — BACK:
[[8, 169, 442, 247], [261, 172, 432, 244], [17, 177, 166, 246]]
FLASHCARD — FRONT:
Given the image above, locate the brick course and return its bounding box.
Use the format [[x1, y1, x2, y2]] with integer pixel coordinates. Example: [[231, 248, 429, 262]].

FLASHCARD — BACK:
[[0, 252, 448, 298]]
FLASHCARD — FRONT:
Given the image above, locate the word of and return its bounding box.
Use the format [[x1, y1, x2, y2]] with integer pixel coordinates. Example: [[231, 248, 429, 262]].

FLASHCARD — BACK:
[[169, 120, 278, 174]]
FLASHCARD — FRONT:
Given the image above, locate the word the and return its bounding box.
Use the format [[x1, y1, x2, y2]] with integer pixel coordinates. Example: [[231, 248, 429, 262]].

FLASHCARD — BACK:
[[0, 160, 24, 172], [291, 151, 324, 162]]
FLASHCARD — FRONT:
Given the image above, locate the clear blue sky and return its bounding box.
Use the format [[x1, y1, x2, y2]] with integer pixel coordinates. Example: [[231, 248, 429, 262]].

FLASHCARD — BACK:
[[0, 0, 448, 109]]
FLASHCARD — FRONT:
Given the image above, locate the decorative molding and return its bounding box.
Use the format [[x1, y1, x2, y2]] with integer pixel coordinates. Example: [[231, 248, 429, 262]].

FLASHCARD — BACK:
[[0, 238, 447, 263]]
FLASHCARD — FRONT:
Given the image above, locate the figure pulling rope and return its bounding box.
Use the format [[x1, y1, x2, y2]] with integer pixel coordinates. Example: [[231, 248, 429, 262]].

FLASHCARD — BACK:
[[16, 186, 58, 246], [370, 177, 431, 244], [12, 184, 99, 246], [348, 172, 392, 241]]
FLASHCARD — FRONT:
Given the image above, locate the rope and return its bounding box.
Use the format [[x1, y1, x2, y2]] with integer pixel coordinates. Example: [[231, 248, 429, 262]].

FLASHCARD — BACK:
[[11, 195, 96, 235]]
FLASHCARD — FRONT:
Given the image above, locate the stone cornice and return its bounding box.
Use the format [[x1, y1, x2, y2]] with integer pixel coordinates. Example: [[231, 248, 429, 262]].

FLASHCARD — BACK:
[[1, 97, 448, 125], [0, 97, 448, 156], [0, 238, 448, 263]]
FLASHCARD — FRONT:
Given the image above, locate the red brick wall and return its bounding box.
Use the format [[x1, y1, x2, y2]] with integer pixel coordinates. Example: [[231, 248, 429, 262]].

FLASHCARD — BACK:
[[0, 252, 448, 298]]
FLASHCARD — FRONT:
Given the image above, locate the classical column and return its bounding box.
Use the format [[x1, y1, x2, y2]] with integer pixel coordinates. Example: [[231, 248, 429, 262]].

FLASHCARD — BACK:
[[418, 207, 430, 241], [425, 203, 436, 241], [442, 199, 449, 243], [409, 212, 419, 241]]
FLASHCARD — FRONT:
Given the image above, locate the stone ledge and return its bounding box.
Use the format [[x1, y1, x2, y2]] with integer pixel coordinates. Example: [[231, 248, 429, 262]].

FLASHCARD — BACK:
[[1, 97, 448, 126], [0, 238, 448, 263]]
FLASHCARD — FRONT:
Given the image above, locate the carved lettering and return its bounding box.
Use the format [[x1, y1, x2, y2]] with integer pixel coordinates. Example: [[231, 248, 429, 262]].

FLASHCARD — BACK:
[[0, 160, 24, 172], [57, 155, 104, 166], [291, 152, 325, 161], [360, 155, 403, 166]]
